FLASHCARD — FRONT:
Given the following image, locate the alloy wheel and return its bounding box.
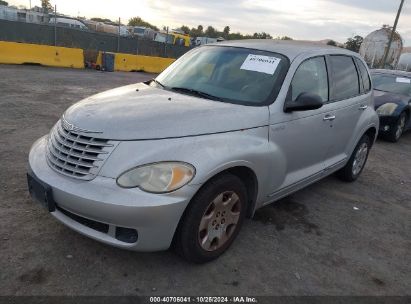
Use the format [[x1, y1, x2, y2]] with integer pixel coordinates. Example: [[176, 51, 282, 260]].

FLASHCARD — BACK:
[[352, 142, 368, 176], [395, 115, 406, 140]]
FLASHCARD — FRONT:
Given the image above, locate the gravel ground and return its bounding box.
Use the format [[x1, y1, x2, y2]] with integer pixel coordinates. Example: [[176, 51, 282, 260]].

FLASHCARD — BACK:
[[0, 64, 410, 296]]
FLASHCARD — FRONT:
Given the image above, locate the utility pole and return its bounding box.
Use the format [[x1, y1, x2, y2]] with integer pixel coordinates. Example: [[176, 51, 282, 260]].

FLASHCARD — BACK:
[[54, 5, 57, 46], [382, 0, 405, 68], [117, 17, 120, 52], [164, 26, 169, 57]]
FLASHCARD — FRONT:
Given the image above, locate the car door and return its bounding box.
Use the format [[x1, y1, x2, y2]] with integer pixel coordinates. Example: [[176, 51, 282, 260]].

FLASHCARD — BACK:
[[268, 56, 336, 195], [323, 55, 371, 169]]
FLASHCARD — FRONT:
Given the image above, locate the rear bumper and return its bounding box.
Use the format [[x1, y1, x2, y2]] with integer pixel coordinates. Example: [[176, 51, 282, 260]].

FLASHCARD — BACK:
[[28, 136, 199, 251]]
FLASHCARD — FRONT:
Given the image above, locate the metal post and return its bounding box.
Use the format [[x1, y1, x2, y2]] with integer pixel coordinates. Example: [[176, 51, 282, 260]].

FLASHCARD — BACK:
[[382, 0, 405, 68], [164, 26, 169, 57], [117, 17, 120, 53], [54, 5, 57, 46]]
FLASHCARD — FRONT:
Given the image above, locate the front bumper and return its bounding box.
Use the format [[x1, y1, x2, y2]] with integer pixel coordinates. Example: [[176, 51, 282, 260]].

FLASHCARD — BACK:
[[377, 115, 398, 133], [28, 136, 199, 251]]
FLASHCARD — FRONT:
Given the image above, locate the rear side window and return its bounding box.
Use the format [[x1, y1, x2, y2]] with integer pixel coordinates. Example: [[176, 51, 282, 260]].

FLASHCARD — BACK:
[[355, 58, 371, 92], [329, 56, 360, 100], [290, 56, 329, 102]]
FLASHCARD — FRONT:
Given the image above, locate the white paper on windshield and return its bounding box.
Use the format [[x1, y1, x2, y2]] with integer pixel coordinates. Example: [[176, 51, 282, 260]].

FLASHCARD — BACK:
[[240, 54, 281, 75], [396, 77, 411, 84]]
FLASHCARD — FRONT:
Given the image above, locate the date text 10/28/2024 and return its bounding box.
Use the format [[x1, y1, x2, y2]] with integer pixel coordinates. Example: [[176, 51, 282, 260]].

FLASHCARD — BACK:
[[149, 296, 258, 303]]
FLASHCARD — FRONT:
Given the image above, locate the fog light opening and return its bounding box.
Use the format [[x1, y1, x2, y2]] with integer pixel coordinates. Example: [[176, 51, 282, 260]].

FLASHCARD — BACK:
[[115, 227, 138, 243]]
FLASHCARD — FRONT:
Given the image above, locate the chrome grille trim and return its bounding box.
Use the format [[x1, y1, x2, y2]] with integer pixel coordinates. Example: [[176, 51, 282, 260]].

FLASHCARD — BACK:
[[56, 125, 112, 147], [46, 120, 118, 180], [52, 128, 109, 155], [48, 135, 102, 161]]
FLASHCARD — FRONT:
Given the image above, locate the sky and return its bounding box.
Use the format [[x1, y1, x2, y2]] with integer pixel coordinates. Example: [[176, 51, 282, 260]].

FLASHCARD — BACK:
[[8, 0, 411, 45]]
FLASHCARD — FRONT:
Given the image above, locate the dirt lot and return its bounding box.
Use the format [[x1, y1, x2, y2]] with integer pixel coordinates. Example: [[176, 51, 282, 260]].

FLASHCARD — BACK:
[[0, 64, 410, 296]]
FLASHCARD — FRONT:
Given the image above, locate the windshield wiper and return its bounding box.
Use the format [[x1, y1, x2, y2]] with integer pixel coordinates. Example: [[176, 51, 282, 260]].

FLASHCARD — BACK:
[[374, 88, 389, 93], [170, 87, 222, 101], [150, 78, 166, 88]]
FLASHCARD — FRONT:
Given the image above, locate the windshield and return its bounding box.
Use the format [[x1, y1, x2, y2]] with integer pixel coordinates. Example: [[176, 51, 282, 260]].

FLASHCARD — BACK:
[[372, 73, 411, 97], [155, 46, 289, 106], [134, 28, 145, 34]]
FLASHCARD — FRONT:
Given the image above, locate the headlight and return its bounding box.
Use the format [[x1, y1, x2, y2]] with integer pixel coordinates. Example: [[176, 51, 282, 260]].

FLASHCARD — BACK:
[[376, 103, 398, 116], [117, 162, 195, 193]]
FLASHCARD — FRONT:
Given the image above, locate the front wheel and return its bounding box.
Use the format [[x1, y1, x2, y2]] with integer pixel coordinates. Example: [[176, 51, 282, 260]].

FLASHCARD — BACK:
[[337, 134, 371, 182], [175, 174, 247, 263], [386, 112, 407, 143]]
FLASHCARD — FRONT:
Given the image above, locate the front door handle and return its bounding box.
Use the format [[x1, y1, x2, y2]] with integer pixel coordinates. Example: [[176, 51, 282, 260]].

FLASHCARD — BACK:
[[323, 114, 336, 121], [359, 105, 368, 110]]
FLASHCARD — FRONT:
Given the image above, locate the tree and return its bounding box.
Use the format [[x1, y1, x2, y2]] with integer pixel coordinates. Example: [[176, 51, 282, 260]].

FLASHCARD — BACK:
[[91, 17, 114, 23], [205, 26, 217, 38], [327, 40, 337, 46], [128, 17, 159, 31], [180, 25, 190, 35], [0, 1, 9, 6], [345, 35, 363, 53], [41, 0, 53, 11], [223, 26, 230, 39], [188, 25, 204, 37], [253, 32, 272, 39]]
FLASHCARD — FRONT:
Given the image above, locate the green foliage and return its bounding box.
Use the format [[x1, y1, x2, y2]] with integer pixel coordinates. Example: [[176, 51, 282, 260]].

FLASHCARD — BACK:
[[327, 40, 337, 46], [127, 19, 282, 41], [253, 32, 273, 39], [177, 24, 275, 41], [41, 0, 53, 11], [180, 25, 190, 34], [186, 25, 204, 37], [275, 36, 293, 40], [91, 17, 114, 23], [223, 26, 230, 39], [345, 35, 363, 53], [205, 26, 217, 37], [0, 0, 9, 6], [128, 16, 159, 31]]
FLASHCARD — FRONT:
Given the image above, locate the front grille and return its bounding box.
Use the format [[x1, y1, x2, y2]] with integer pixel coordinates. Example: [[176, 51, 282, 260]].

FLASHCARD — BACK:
[[46, 120, 116, 180]]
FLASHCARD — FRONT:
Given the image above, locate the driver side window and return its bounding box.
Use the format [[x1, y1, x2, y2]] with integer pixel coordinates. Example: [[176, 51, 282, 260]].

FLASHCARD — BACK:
[[291, 56, 329, 102]]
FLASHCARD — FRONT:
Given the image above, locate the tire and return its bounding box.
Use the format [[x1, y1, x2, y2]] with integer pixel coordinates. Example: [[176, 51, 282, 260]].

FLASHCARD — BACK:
[[175, 173, 247, 263], [386, 112, 407, 143], [337, 134, 371, 182]]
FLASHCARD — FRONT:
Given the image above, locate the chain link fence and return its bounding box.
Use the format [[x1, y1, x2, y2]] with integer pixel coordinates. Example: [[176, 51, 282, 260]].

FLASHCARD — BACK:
[[0, 19, 191, 59]]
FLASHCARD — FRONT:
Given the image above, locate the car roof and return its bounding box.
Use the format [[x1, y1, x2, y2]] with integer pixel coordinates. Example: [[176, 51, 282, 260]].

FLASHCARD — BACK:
[[371, 69, 411, 78], [208, 39, 358, 61]]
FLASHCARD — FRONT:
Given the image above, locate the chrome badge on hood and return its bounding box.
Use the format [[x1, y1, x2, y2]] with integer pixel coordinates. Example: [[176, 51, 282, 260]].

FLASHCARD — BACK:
[[62, 116, 102, 134]]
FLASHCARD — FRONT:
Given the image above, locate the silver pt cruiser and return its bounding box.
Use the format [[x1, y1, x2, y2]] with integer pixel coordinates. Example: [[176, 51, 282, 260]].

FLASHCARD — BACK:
[[28, 40, 379, 263]]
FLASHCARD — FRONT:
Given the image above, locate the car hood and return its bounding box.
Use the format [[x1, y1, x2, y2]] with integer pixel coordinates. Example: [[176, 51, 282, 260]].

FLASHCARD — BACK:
[[63, 83, 269, 140], [373, 90, 409, 108]]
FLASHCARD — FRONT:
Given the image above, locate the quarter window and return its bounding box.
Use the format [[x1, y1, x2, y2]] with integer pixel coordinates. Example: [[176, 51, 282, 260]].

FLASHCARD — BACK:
[[290, 56, 328, 102], [329, 56, 360, 100], [355, 58, 371, 93]]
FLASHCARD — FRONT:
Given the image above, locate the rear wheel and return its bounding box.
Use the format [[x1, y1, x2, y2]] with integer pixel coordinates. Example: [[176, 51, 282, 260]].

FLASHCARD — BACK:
[[337, 134, 371, 182], [175, 173, 247, 263], [386, 112, 407, 143]]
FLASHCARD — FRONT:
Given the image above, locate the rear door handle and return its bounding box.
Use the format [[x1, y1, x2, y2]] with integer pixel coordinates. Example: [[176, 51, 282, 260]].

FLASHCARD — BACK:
[[323, 114, 336, 121], [359, 105, 368, 110]]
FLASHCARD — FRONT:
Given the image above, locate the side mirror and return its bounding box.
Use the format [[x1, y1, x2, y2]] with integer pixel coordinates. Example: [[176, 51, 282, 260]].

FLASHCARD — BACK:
[[284, 92, 323, 112]]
